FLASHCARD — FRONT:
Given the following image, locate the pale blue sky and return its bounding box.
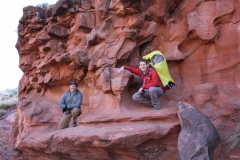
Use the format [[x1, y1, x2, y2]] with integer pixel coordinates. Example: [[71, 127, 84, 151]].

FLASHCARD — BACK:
[[0, 0, 58, 91]]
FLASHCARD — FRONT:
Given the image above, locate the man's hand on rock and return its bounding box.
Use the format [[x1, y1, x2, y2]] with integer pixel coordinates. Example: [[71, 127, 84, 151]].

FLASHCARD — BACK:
[[118, 66, 124, 74]]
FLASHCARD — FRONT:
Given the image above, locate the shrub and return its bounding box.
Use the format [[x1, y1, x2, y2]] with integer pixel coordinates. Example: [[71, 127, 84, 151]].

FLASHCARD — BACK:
[[0, 98, 17, 110], [0, 104, 11, 110], [0, 88, 18, 118]]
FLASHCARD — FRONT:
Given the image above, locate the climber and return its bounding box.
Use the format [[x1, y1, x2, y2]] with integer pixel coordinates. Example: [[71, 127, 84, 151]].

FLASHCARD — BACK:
[[118, 59, 170, 110], [59, 81, 83, 129]]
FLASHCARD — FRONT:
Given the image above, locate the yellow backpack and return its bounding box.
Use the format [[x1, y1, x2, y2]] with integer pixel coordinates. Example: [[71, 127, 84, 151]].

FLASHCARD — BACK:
[[143, 50, 176, 88]]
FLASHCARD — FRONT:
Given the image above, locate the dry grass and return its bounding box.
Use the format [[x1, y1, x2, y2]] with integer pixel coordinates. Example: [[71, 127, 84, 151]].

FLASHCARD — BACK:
[[139, 147, 166, 160], [226, 123, 240, 151]]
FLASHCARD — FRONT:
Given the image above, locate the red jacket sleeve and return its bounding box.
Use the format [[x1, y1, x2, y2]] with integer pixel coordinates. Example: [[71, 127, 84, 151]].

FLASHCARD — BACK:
[[124, 66, 141, 77], [142, 69, 161, 89]]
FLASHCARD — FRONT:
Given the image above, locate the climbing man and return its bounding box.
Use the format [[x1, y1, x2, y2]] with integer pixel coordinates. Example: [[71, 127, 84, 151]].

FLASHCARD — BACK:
[[59, 81, 82, 129], [118, 59, 170, 110]]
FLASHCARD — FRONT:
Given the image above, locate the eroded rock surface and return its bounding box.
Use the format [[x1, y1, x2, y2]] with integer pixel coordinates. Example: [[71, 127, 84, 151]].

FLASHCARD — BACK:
[[6, 0, 240, 159]]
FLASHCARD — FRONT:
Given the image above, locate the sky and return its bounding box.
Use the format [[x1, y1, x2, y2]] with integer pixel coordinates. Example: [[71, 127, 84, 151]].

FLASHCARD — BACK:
[[0, 0, 58, 91]]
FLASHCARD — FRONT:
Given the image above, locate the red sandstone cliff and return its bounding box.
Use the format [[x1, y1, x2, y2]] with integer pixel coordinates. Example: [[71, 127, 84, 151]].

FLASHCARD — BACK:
[[4, 0, 240, 159]]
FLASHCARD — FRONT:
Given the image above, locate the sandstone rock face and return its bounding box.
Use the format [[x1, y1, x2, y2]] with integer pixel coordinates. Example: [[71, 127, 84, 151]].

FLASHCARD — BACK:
[[177, 101, 220, 160], [10, 0, 240, 159]]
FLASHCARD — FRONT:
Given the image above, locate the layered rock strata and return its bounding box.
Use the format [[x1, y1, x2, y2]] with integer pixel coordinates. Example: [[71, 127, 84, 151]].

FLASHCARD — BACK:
[[10, 0, 240, 159]]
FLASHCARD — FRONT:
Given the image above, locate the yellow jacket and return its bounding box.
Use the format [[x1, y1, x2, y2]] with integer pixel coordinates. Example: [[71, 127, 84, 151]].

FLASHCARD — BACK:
[[143, 50, 175, 88]]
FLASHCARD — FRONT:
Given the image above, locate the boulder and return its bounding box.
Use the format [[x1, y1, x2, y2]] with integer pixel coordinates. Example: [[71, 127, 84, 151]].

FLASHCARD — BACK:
[[177, 101, 221, 160]]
